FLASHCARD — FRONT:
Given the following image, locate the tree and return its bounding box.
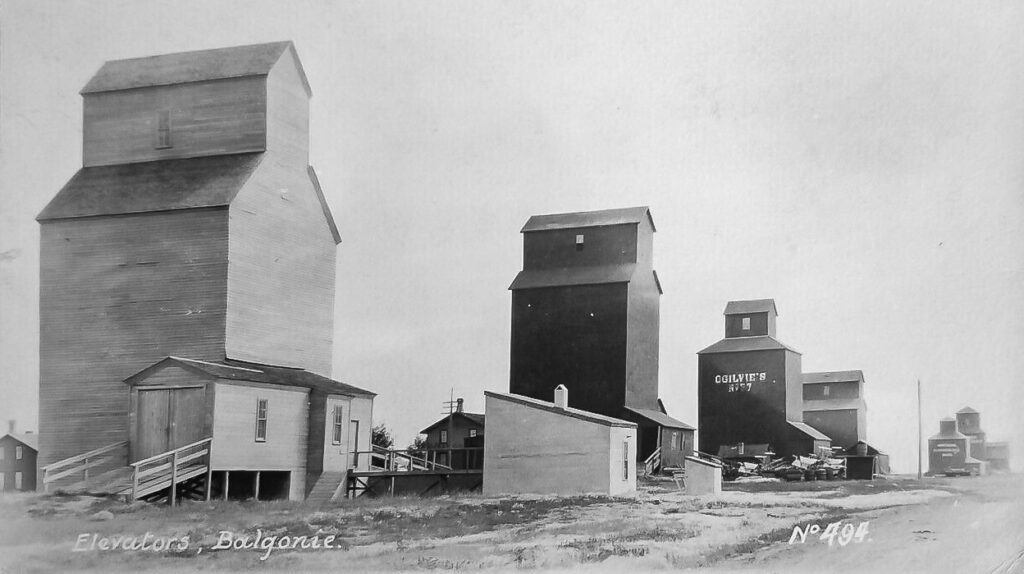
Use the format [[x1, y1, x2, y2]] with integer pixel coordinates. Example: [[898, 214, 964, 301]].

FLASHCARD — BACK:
[[408, 435, 427, 458], [371, 423, 394, 449]]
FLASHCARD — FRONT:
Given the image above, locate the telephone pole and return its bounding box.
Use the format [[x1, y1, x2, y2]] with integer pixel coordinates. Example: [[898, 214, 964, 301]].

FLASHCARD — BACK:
[[921, 378, 929, 480]]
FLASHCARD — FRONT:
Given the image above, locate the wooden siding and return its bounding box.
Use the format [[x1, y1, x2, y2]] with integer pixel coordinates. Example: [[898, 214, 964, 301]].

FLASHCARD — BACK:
[[483, 394, 634, 496], [82, 77, 267, 167], [265, 46, 309, 167], [625, 267, 660, 411], [0, 437, 38, 492], [349, 396, 373, 471], [210, 381, 307, 471], [38, 209, 229, 474], [321, 396, 352, 473], [225, 159, 336, 375]]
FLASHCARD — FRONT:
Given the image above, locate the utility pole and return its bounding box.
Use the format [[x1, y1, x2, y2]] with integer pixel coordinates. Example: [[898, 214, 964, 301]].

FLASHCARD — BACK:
[[917, 379, 923, 480]]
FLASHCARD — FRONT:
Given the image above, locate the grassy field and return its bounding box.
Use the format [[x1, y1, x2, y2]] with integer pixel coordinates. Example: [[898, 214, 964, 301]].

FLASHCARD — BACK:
[[0, 475, 969, 573]]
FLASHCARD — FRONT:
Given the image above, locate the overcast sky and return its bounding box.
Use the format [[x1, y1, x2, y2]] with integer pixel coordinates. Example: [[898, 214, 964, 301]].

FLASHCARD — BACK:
[[1, 1, 1022, 472]]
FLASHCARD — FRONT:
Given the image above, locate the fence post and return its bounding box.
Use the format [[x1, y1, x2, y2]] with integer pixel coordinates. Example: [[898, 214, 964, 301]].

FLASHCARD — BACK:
[[169, 451, 178, 507], [132, 465, 139, 502], [205, 440, 213, 502]]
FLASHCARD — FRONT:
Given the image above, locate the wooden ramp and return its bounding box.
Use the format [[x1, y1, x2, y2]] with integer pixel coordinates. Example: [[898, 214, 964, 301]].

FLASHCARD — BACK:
[[305, 471, 348, 505], [43, 438, 213, 505]]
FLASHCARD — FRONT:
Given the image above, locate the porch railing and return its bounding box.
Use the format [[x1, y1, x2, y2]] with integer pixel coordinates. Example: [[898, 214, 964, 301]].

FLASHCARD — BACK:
[[360, 446, 485, 472], [41, 441, 128, 492], [643, 448, 662, 476], [129, 437, 213, 505]]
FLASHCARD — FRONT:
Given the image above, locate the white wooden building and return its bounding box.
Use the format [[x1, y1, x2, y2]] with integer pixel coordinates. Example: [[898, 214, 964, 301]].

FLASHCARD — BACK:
[[483, 386, 637, 497]]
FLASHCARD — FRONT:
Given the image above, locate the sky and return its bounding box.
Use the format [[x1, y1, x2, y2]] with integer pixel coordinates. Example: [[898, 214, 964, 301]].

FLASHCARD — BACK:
[[1, 1, 1022, 473]]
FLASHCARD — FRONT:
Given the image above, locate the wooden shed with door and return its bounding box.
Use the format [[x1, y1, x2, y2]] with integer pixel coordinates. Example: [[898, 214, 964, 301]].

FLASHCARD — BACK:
[[125, 356, 374, 501]]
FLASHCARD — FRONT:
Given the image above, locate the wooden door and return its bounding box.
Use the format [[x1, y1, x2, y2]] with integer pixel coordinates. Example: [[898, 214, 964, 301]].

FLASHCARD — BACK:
[[136, 387, 206, 461], [170, 388, 206, 449], [137, 389, 171, 460]]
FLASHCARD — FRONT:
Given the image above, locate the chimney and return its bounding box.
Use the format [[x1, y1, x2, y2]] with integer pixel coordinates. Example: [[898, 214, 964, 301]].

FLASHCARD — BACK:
[[456, 398, 464, 413], [7, 420, 14, 434], [554, 385, 568, 409]]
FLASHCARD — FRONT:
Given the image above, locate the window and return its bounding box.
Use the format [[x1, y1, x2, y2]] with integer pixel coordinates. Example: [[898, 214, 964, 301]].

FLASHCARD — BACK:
[[332, 406, 344, 445], [469, 429, 477, 438], [255, 399, 268, 442], [742, 317, 751, 330], [440, 430, 448, 444], [156, 110, 172, 148], [823, 385, 830, 397], [671, 432, 679, 450], [14, 472, 22, 490], [575, 234, 585, 251], [0, 473, 4, 490], [15, 446, 22, 460], [622, 440, 630, 481], [0, 447, 5, 460]]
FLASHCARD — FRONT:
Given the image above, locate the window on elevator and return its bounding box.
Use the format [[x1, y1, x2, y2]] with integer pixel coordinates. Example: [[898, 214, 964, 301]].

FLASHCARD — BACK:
[[742, 317, 751, 331], [156, 109, 172, 149], [255, 398, 268, 442]]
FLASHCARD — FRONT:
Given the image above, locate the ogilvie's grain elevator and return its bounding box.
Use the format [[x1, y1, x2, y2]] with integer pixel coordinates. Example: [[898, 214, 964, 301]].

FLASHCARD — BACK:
[[508, 207, 694, 471]]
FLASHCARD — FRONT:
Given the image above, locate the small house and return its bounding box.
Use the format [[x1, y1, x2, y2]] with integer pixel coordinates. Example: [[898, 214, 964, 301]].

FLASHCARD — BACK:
[[483, 386, 637, 497], [0, 428, 38, 492], [419, 398, 484, 470]]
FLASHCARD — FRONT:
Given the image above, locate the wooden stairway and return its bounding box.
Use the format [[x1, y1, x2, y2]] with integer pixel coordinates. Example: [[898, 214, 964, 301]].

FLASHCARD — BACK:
[[305, 471, 348, 505], [43, 438, 213, 506]]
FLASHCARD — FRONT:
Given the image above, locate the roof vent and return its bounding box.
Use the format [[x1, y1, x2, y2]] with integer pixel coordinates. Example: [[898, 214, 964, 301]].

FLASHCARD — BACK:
[[554, 385, 568, 409]]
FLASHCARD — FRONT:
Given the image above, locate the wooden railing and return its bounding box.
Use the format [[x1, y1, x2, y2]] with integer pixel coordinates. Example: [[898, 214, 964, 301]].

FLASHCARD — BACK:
[[360, 446, 484, 472], [41, 441, 128, 492], [129, 438, 212, 506], [643, 448, 662, 476]]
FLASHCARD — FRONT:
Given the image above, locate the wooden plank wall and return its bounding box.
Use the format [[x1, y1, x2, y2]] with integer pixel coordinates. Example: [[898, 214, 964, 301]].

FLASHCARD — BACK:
[[82, 77, 267, 167], [210, 381, 307, 500], [225, 159, 336, 375], [38, 209, 229, 473]]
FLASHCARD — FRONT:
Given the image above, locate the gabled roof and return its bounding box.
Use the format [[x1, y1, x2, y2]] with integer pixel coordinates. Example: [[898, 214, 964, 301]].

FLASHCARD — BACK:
[[520, 206, 655, 233], [843, 441, 886, 456], [81, 41, 311, 96], [485, 391, 636, 428], [802, 371, 864, 384], [124, 356, 375, 397], [0, 433, 38, 451], [788, 420, 831, 441], [509, 264, 635, 290], [37, 153, 263, 221], [724, 299, 778, 316], [623, 406, 695, 430], [956, 406, 979, 415], [420, 412, 486, 434], [697, 335, 800, 355]]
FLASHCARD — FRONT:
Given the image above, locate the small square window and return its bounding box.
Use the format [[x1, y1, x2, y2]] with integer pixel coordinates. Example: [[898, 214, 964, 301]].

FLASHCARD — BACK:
[[575, 234, 585, 251], [469, 429, 477, 438], [440, 430, 448, 444], [823, 385, 830, 397], [742, 317, 751, 330], [15, 446, 22, 460]]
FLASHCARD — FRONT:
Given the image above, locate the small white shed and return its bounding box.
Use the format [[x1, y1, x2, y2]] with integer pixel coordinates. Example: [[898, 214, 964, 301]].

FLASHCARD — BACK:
[[483, 388, 637, 496]]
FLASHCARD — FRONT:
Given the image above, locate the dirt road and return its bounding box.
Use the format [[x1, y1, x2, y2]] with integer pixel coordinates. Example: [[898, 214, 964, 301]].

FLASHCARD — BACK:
[[717, 474, 1024, 573]]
